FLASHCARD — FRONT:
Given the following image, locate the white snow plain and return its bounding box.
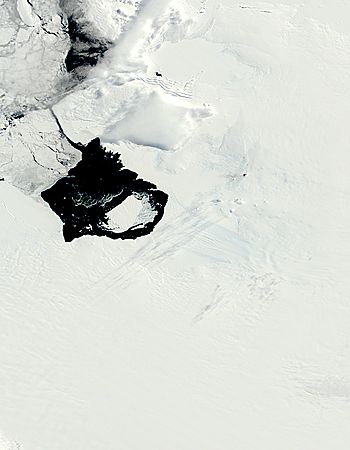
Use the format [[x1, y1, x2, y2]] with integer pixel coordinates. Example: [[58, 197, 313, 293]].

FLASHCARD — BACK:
[[1, 0, 350, 449]]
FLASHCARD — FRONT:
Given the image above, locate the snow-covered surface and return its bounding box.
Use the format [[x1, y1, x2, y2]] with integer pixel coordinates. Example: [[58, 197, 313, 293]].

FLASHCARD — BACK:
[[106, 195, 143, 232], [1, 0, 350, 449]]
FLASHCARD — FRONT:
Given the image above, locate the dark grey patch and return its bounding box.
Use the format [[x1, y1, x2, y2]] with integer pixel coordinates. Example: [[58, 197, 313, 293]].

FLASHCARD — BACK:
[[41, 137, 168, 242], [11, 112, 24, 120], [64, 15, 112, 78]]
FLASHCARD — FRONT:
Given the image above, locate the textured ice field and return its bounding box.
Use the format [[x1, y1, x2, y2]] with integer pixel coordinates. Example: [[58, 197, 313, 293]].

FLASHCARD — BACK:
[[1, 0, 350, 449]]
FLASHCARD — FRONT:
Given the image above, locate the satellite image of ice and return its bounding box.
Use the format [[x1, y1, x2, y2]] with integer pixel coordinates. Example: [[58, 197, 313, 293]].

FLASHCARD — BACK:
[[1, 0, 350, 449]]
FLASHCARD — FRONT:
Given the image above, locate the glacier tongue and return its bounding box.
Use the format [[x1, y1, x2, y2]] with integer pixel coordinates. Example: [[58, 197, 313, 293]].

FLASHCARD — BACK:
[[1, 1, 350, 450]]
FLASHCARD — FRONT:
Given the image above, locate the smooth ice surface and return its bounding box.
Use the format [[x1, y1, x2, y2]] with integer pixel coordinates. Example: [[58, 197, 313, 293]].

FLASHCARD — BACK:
[[102, 91, 211, 150], [1, 0, 350, 449], [106, 195, 143, 232]]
